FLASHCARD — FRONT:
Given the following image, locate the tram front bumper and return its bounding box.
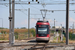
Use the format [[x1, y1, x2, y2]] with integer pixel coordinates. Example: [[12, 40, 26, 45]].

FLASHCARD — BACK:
[[36, 37, 49, 41]]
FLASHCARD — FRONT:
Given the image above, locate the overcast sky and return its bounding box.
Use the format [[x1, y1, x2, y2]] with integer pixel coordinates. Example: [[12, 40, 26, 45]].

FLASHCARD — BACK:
[[0, 0, 75, 28]]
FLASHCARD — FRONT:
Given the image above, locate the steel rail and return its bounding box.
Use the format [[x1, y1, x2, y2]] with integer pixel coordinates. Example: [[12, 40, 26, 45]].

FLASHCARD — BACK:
[[10, 43, 75, 50], [28, 43, 49, 50], [42, 43, 48, 50], [13, 43, 66, 47], [28, 43, 65, 50], [29, 44, 75, 49]]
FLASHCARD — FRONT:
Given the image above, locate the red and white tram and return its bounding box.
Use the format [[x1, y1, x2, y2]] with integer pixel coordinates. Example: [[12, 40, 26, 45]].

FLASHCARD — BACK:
[[36, 21, 50, 42]]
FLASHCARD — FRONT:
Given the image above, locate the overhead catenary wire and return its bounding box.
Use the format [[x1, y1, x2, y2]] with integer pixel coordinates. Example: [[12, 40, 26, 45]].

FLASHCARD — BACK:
[[16, 1, 41, 15], [48, 0, 75, 2], [19, 1, 41, 14], [14, 9, 28, 15], [1, 0, 75, 2], [19, 2, 28, 15], [0, 2, 75, 5], [29, 5, 40, 10]]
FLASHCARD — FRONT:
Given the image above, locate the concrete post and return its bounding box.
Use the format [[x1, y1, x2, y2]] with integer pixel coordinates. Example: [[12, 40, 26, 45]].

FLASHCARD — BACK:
[[28, 8, 30, 38], [11, 0, 15, 45], [9, 0, 12, 45], [66, 0, 69, 45]]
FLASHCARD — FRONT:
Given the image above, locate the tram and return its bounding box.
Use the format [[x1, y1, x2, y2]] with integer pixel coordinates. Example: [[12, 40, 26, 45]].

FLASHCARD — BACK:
[[36, 21, 50, 42]]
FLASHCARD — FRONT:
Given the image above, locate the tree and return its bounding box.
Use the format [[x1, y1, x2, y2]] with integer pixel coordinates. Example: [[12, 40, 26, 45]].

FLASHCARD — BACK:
[[31, 27, 35, 29], [14, 32, 18, 39], [52, 26, 55, 28], [20, 27, 26, 29], [31, 30, 36, 37]]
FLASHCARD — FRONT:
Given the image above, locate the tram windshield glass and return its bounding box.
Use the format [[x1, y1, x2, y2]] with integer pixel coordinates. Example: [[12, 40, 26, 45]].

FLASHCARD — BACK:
[[38, 28, 47, 34]]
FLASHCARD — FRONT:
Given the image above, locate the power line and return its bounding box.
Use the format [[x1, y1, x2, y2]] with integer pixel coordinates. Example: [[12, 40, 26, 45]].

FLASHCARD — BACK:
[[17, 1, 40, 14], [40, 9, 75, 11], [31, 14, 50, 15], [19, 3, 28, 15], [48, 0, 75, 2], [17, 2, 40, 15], [15, 9, 27, 15], [18, 1, 41, 15], [0, 3, 75, 5], [29, 5, 40, 10]]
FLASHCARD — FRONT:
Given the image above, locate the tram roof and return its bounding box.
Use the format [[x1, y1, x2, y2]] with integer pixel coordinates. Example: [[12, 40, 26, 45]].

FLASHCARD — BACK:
[[37, 21, 48, 22]]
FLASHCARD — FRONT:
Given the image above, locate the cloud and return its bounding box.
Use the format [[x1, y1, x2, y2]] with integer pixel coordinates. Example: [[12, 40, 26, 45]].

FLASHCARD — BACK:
[[19, 18, 37, 28], [17, 18, 68, 28], [21, 19, 28, 25], [47, 19, 53, 22], [21, 18, 37, 25], [18, 17, 74, 28], [69, 17, 75, 22], [20, 18, 54, 28], [30, 18, 37, 24]]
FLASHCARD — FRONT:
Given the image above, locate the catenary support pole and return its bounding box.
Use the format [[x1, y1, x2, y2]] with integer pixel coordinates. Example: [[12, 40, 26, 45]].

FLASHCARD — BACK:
[[61, 24, 63, 41], [54, 19, 55, 28], [9, 0, 12, 45], [73, 22, 74, 34], [0, 18, 3, 34], [11, 0, 15, 45], [66, 0, 69, 45], [28, 8, 30, 38], [54, 19, 56, 37]]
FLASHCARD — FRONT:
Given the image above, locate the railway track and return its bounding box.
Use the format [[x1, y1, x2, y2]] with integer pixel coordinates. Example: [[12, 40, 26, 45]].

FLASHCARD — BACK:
[[26, 42, 66, 50], [1, 41, 75, 50], [0, 42, 75, 50], [28, 42, 50, 50]]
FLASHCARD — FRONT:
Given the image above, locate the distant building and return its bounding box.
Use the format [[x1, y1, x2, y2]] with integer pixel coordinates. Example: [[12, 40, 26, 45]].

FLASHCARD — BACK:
[[55, 26, 62, 29]]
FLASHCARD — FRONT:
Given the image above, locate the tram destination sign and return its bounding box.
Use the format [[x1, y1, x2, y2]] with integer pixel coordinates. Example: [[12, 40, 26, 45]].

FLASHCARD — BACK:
[[37, 25, 48, 27]]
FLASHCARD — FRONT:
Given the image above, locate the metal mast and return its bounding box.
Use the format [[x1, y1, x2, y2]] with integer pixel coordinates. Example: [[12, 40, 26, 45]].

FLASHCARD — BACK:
[[66, 0, 69, 45]]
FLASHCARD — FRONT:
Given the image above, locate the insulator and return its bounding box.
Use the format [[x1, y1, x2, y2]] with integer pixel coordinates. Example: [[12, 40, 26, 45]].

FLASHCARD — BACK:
[[38, 2, 39, 4], [28, 2, 30, 4], [36, 0, 38, 2]]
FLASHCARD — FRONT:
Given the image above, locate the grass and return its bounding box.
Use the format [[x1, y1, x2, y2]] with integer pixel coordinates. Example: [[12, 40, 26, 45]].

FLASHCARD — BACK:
[[0, 33, 34, 40], [0, 29, 35, 40], [0, 29, 35, 33], [50, 36, 66, 43]]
